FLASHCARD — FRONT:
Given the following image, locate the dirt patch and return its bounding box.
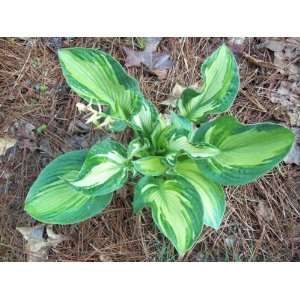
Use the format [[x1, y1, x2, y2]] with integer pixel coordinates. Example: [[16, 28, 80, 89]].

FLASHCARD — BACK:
[[0, 37, 299, 261]]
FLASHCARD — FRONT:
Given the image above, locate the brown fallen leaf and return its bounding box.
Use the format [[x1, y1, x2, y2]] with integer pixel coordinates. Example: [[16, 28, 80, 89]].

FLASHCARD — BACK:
[[256, 201, 274, 223], [260, 38, 300, 73], [284, 127, 300, 165], [161, 82, 200, 108], [261, 38, 300, 126], [228, 37, 247, 54], [124, 37, 172, 79], [0, 136, 16, 156], [13, 120, 38, 151], [43, 37, 63, 53], [17, 224, 69, 261], [38, 137, 54, 157]]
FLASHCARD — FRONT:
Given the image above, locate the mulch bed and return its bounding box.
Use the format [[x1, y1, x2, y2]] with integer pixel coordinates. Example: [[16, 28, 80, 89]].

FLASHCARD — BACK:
[[0, 37, 299, 261]]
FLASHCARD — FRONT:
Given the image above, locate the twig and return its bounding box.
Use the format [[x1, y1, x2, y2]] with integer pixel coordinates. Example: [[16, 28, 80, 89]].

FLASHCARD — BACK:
[[242, 52, 281, 70], [12, 49, 32, 89], [240, 89, 267, 112]]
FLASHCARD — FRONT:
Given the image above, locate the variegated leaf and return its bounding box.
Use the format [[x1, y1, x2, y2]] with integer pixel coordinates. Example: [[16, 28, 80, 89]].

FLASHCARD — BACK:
[[170, 112, 193, 135], [175, 157, 225, 229], [108, 119, 127, 133], [127, 137, 151, 159], [133, 156, 168, 176], [133, 176, 203, 255], [150, 121, 173, 152], [193, 116, 295, 185], [130, 99, 159, 136], [58, 47, 142, 120], [167, 129, 220, 158], [68, 139, 128, 195], [25, 150, 112, 224], [178, 44, 239, 123]]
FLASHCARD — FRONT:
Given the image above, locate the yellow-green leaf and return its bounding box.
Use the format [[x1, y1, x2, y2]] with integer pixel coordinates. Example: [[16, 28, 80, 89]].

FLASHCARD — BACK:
[[175, 157, 225, 229], [25, 150, 112, 224], [68, 139, 128, 195], [193, 116, 295, 185], [133, 156, 168, 176], [130, 99, 159, 136], [178, 44, 239, 123], [133, 176, 203, 255], [58, 47, 142, 120], [167, 129, 220, 158]]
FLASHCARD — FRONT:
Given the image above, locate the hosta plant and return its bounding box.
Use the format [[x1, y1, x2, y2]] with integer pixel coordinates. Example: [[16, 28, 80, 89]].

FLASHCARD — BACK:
[[24, 44, 294, 256]]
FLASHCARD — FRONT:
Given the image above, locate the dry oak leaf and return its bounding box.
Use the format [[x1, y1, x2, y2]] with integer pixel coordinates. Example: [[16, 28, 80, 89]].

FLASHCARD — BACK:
[[0, 136, 16, 156], [256, 201, 274, 223], [284, 127, 300, 165], [261, 38, 300, 126], [161, 82, 200, 108], [124, 37, 172, 79], [17, 224, 69, 261]]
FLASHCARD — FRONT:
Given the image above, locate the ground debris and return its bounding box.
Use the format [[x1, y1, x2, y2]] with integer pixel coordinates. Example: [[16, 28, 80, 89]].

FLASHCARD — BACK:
[[228, 37, 247, 54], [12, 120, 38, 151], [43, 37, 63, 53], [124, 37, 172, 79], [17, 224, 69, 262], [161, 82, 199, 108], [284, 127, 300, 165], [256, 201, 274, 223], [260, 38, 300, 126], [38, 137, 54, 157], [0, 136, 16, 156]]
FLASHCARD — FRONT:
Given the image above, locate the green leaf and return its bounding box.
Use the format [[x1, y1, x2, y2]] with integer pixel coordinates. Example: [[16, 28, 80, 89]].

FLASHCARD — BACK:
[[170, 112, 193, 134], [193, 116, 295, 185], [25, 150, 112, 224], [175, 157, 225, 229], [58, 47, 142, 120], [133, 176, 203, 255], [178, 44, 239, 123], [108, 119, 127, 133], [133, 156, 168, 176], [130, 98, 159, 136], [150, 121, 173, 152], [127, 137, 151, 159], [167, 129, 220, 158], [68, 139, 128, 195]]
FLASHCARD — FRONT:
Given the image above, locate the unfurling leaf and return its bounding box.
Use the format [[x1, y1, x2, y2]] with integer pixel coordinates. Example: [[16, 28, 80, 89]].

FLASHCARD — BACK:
[[58, 47, 142, 120], [127, 138, 151, 159], [69, 139, 128, 195], [133, 176, 203, 255], [130, 99, 159, 136], [167, 129, 220, 158], [25, 150, 112, 224], [193, 116, 295, 185], [178, 44, 239, 123], [175, 158, 225, 229]]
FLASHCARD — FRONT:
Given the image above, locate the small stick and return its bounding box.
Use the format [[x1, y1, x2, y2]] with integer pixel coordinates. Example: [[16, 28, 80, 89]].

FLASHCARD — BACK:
[[240, 89, 267, 112], [242, 52, 281, 70]]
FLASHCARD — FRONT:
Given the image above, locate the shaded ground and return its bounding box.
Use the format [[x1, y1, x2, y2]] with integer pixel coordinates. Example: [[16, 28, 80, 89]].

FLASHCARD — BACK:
[[0, 37, 299, 261]]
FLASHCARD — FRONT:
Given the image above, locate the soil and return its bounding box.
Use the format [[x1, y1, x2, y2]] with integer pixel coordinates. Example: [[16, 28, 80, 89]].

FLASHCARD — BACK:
[[0, 37, 299, 261]]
